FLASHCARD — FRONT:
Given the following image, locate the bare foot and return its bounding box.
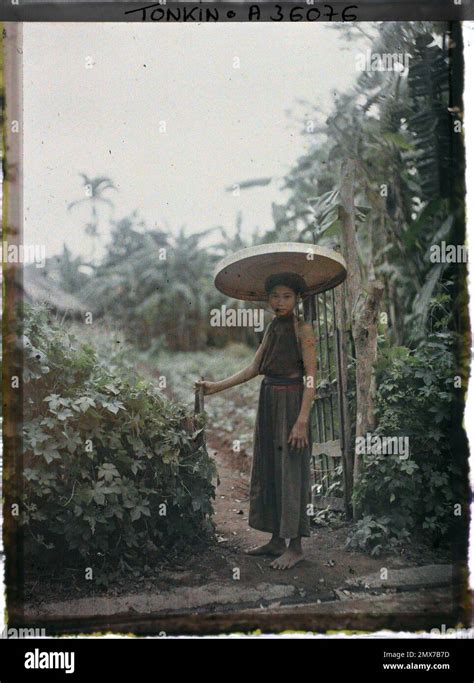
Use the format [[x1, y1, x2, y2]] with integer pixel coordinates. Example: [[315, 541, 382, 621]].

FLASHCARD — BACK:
[[246, 540, 286, 557], [269, 548, 304, 570]]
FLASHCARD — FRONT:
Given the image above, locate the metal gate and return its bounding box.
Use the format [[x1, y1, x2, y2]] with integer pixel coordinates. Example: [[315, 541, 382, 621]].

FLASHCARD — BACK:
[[303, 281, 352, 517]]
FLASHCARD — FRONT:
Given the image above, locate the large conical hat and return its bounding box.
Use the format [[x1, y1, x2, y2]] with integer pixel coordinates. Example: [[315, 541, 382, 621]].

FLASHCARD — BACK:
[[214, 242, 347, 302]]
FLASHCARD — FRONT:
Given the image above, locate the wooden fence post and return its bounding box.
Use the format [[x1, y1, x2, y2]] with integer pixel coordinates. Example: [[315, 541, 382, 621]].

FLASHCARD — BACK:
[[339, 159, 385, 520], [334, 281, 353, 518], [194, 386, 206, 447]]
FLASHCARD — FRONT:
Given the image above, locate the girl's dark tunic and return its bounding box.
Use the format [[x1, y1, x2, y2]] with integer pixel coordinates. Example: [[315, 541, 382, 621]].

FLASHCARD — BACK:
[[248, 313, 312, 539]]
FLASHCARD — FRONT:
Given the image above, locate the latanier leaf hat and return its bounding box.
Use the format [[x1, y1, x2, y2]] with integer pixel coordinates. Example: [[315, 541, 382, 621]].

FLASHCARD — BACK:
[[213, 242, 347, 302]]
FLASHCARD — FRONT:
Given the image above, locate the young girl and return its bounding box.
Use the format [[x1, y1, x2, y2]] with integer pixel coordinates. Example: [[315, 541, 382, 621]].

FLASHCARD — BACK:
[[195, 272, 316, 570]]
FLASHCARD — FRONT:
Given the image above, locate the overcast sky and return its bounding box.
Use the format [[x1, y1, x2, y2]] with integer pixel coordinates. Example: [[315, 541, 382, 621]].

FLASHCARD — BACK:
[[23, 22, 368, 259]]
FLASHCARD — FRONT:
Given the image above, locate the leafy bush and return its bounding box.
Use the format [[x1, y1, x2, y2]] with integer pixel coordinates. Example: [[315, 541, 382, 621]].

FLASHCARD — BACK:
[[21, 305, 216, 578], [345, 515, 411, 558], [346, 331, 461, 556]]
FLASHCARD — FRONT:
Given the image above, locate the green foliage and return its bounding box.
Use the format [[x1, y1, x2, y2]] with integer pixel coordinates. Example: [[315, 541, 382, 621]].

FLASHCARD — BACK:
[[48, 245, 90, 294], [21, 305, 217, 576], [282, 22, 460, 345], [407, 32, 452, 199], [346, 330, 460, 555], [74, 215, 259, 352], [345, 515, 411, 558]]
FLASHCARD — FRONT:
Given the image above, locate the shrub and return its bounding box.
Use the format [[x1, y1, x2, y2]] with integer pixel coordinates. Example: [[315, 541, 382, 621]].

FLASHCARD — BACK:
[[21, 305, 216, 578], [346, 331, 461, 556]]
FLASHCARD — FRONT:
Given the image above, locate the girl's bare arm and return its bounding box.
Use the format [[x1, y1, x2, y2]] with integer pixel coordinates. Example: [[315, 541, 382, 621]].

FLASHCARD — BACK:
[[195, 323, 271, 395], [296, 321, 317, 423], [287, 321, 316, 450]]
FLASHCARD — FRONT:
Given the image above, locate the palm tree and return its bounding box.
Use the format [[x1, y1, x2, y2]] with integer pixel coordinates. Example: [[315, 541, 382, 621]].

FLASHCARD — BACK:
[[68, 174, 117, 260]]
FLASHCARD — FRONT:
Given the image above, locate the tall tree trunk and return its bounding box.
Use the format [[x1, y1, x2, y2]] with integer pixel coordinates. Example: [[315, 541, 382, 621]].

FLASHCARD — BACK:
[[339, 160, 385, 520]]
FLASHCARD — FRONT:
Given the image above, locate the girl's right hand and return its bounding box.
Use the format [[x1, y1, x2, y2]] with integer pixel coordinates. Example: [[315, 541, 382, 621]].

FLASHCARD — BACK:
[[194, 379, 219, 396]]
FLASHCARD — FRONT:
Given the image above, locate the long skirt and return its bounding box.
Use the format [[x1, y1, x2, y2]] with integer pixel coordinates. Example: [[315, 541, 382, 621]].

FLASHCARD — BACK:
[[248, 376, 312, 539]]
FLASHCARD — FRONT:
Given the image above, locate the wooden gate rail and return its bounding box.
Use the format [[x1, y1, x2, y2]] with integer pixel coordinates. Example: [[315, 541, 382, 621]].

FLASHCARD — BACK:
[[304, 282, 352, 518]]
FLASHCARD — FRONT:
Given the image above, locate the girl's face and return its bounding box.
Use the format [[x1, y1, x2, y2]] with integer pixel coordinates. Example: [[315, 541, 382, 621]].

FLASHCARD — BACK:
[[268, 285, 297, 317]]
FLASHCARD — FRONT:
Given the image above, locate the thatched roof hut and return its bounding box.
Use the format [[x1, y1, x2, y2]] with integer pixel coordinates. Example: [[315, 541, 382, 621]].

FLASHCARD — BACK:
[[22, 266, 88, 319]]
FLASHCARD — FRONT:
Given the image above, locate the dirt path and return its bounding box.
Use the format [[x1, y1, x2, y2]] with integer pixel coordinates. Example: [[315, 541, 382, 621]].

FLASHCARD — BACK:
[[195, 431, 443, 606]]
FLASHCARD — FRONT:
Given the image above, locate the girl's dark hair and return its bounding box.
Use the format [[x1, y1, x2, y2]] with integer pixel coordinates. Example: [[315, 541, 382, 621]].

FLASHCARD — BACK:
[[264, 272, 307, 296]]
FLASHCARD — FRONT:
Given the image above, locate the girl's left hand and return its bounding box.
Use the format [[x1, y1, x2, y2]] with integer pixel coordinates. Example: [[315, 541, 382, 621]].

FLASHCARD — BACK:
[[288, 419, 309, 451]]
